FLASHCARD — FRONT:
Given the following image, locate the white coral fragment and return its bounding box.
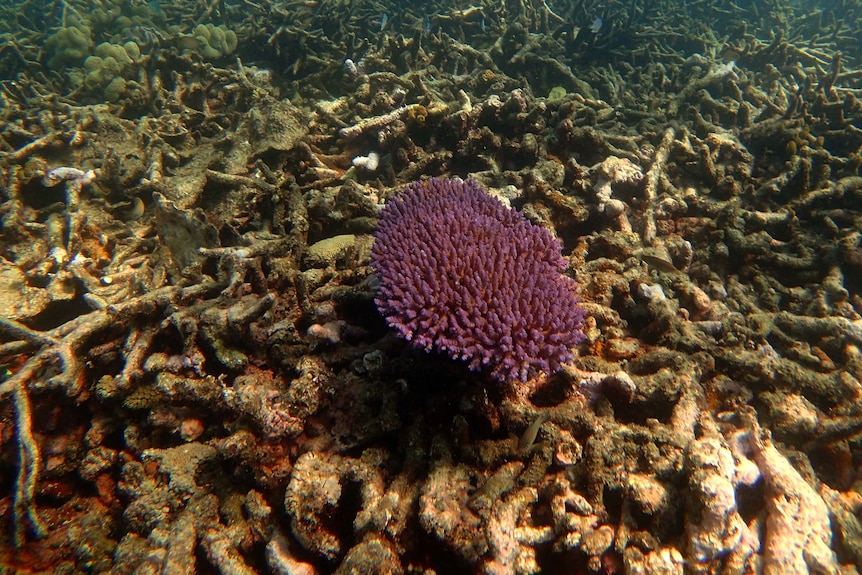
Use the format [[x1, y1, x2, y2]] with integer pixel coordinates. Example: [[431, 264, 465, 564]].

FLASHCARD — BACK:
[[685, 436, 756, 568], [352, 151, 380, 171], [748, 430, 839, 575], [591, 156, 643, 211]]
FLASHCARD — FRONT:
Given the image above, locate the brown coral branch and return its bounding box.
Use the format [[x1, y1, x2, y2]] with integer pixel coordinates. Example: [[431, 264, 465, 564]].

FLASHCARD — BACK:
[[10, 361, 48, 547], [642, 127, 675, 245], [5, 131, 61, 163]]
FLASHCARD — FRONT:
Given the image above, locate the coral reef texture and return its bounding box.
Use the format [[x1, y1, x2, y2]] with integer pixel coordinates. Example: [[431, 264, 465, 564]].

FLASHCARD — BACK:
[[1, 0, 862, 573], [371, 177, 585, 381]]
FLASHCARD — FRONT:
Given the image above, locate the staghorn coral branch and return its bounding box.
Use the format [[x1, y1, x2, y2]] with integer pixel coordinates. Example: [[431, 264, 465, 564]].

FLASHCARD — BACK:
[[7, 131, 61, 163], [642, 127, 675, 245], [338, 104, 425, 139], [0, 317, 59, 348], [9, 360, 48, 546], [114, 327, 158, 391]]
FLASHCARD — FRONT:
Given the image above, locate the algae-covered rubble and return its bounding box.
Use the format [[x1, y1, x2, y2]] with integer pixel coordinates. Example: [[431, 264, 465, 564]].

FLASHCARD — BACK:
[[1, 0, 862, 573]]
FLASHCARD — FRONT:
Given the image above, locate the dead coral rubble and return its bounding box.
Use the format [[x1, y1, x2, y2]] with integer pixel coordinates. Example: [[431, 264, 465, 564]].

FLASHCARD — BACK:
[[2, 0, 862, 573]]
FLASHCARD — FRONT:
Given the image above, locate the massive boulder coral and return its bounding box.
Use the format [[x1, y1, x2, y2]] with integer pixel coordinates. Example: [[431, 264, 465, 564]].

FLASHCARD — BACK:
[[371, 177, 585, 382]]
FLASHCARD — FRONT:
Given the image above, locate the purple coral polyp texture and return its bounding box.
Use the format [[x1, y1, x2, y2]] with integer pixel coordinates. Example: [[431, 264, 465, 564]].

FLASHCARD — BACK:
[[371, 177, 586, 381]]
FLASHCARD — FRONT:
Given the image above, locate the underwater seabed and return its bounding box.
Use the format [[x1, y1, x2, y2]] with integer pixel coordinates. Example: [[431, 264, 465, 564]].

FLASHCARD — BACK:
[[1, 0, 862, 573]]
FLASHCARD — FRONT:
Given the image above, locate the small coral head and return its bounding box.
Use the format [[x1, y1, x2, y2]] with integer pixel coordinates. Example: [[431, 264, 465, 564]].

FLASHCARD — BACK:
[[370, 177, 586, 382]]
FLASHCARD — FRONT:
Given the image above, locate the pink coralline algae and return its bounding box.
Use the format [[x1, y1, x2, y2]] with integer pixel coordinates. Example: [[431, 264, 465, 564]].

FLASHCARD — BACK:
[[371, 177, 585, 381]]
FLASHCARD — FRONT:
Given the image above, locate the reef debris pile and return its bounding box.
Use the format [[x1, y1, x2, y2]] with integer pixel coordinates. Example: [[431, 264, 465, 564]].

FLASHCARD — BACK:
[[1, 0, 862, 573]]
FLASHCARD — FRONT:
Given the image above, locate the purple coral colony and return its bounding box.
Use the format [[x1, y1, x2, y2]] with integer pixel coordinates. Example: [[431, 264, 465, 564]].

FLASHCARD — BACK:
[[2, 0, 862, 573], [372, 178, 585, 381]]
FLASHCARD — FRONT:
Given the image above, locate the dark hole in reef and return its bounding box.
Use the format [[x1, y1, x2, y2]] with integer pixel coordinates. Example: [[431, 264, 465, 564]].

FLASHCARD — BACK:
[[193, 454, 226, 493], [735, 479, 764, 524], [401, 527, 477, 575], [243, 540, 276, 575], [27, 273, 50, 289], [853, 436, 862, 469], [536, 546, 590, 574], [558, 219, 595, 254], [389, 353, 509, 443], [530, 373, 579, 407], [602, 485, 624, 524], [201, 249, 220, 279], [809, 443, 854, 491], [394, 348, 476, 393], [194, 544, 225, 575], [218, 222, 244, 247], [531, 497, 555, 530], [818, 336, 850, 371], [338, 439, 371, 460], [606, 393, 675, 426], [31, 472, 85, 507], [627, 499, 655, 531], [0, 429, 16, 500], [254, 149, 288, 175], [20, 180, 67, 210], [84, 345, 125, 382], [152, 322, 187, 357], [335, 479, 362, 557], [625, 488, 686, 539], [26, 297, 92, 331], [335, 291, 389, 338]]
